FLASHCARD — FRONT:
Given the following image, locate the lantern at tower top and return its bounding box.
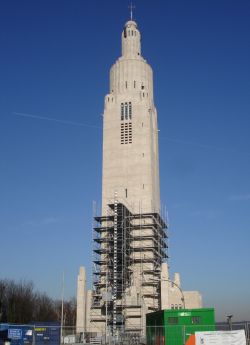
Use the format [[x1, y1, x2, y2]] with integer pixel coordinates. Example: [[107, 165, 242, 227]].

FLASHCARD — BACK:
[[122, 20, 142, 58]]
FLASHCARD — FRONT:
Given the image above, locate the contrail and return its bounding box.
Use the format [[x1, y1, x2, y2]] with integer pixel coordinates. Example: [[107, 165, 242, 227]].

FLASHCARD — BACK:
[[159, 135, 250, 156], [12, 111, 101, 129], [12, 111, 249, 156]]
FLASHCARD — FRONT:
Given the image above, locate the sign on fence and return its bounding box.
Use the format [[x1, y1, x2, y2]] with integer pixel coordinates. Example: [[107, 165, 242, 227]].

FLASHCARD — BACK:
[[7, 329, 22, 339], [195, 329, 246, 345]]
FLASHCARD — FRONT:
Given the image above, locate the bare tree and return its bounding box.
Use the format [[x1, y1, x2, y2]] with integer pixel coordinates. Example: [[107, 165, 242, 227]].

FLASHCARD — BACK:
[[0, 279, 76, 325]]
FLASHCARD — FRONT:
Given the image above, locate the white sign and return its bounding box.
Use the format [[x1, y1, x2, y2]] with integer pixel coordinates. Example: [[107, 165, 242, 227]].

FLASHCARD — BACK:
[[195, 330, 246, 345]]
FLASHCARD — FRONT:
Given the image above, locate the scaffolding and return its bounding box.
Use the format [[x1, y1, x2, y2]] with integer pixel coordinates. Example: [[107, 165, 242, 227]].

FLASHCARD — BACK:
[[91, 198, 168, 336]]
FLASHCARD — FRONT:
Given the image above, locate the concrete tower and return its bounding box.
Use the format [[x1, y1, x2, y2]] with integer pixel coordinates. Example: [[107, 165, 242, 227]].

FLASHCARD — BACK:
[[76, 17, 203, 339], [90, 19, 168, 336], [102, 19, 160, 215]]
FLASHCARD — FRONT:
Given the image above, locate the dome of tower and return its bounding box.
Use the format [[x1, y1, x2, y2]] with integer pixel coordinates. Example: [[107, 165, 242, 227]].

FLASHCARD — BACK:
[[124, 20, 137, 29]]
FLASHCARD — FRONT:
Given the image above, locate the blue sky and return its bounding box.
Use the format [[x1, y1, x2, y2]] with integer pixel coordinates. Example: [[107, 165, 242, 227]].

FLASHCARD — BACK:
[[0, 0, 249, 321]]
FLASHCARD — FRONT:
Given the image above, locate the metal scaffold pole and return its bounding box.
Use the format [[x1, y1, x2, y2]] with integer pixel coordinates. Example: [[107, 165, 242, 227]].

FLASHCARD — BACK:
[[113, 193, 118, 335]]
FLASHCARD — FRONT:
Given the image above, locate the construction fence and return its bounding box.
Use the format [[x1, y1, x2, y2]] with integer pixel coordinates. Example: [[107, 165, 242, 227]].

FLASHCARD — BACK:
[[146, 323, 250, 345], [0, 323, 249, 345]]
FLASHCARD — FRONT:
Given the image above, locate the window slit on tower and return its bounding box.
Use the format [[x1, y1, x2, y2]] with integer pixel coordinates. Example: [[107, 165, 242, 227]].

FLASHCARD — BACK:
[[129, 102, 132, 119], [121, 103, 124, 121], [125, 189, 128, 198], [125, 102, 128, 119]]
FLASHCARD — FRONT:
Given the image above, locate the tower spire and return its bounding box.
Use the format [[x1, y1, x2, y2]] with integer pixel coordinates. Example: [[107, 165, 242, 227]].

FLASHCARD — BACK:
[[129, 2, 135, 20]]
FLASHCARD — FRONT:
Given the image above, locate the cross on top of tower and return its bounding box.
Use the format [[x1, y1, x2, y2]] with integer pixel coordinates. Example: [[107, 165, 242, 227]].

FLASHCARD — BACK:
[[129, 2, 135, 20]]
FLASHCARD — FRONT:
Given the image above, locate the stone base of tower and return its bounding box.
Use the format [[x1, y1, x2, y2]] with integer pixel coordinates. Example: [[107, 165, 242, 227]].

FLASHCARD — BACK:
[[77, 263, 202, 339], [76, 204, 202, 338]]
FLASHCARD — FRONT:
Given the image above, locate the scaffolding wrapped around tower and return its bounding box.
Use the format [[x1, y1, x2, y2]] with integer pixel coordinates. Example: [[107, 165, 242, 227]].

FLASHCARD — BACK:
[[91, 199, 168, 336]]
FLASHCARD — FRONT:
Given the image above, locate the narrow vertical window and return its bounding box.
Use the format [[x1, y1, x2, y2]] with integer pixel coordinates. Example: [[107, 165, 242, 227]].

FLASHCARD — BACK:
[[125, 102, 128, 120], [134, 81, 136, 88], [121, 103, 124, 121], [121, 101, 132, 122], [125, 188, 128, 198], [129, 102, 132, 119], [125, 81, 128, 89]]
